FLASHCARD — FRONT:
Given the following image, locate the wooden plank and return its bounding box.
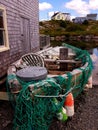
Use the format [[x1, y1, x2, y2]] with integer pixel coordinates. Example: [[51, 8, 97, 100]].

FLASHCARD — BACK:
[[44, 59, 81, 63], [57, 60, 81, 63], [48, 70, 66, 75], [0, 92, 9, 101], [44, 59, 56, 62], [37, 47, 53, 54]]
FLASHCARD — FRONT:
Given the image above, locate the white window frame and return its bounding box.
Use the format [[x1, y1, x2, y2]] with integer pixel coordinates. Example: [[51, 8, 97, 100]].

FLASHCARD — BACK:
[[0, 6, 9, 52]]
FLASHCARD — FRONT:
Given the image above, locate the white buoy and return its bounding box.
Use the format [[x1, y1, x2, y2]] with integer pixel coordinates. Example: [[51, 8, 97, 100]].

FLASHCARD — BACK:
[[87, 76, 92, 88], [85, 75, 92, 89]]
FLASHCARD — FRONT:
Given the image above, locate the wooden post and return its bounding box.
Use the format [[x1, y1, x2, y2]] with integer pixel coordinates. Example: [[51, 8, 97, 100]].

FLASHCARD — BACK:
[[60, 48, 68, 70], [60, 48, 68, 60]]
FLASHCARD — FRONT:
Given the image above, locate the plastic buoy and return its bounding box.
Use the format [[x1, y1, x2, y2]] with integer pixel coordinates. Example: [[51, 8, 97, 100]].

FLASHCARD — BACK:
[[64, 93, 74, 117], [85, 75, 92, 89], [53, 98, 68, 121], [57, 107, 68, 121], [88, 76, 92, 88]]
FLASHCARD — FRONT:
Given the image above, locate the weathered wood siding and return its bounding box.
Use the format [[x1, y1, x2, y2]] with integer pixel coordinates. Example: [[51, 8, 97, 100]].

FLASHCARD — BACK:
[[0, 0, 39, 79]]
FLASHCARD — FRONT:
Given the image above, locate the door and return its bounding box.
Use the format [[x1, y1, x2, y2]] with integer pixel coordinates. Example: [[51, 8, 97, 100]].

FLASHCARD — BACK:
[[20, 17, 30, 54]]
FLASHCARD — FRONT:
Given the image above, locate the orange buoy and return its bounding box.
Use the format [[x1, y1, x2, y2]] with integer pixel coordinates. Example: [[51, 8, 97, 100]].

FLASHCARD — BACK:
[[64, 92, 74, 117]]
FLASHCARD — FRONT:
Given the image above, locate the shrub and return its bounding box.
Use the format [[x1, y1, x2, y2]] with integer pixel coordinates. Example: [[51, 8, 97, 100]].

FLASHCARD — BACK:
[[66, 24, 85, 32], [82, 20, 89, 25]]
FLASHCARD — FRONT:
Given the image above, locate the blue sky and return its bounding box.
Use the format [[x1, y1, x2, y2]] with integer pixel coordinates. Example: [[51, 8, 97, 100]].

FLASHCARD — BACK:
[[39, 0, 98, 21]]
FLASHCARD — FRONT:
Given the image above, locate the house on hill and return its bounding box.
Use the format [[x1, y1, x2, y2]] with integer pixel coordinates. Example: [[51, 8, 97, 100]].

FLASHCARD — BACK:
[[73, 17, 87, 23], [86, 14, 97, 21], [51, 12, 70, 21], [73, 13, 97, 23], [0, 0, 39, 84]]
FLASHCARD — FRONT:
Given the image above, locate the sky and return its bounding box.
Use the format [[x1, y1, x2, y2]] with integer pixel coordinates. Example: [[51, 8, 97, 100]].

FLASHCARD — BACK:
[[39, 0, 98, 21]]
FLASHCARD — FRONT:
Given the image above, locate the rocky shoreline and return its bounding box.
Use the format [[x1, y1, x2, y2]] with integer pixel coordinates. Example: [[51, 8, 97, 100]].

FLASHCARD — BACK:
[[51, 35, 98, 42]]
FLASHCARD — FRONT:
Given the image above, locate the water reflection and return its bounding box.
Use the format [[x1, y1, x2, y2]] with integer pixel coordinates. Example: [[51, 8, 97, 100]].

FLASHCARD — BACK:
[[90, 48, 98, 69], [90, 48, 98, 62], [93, 48, 98, 56], [90, 48, 98, 85]]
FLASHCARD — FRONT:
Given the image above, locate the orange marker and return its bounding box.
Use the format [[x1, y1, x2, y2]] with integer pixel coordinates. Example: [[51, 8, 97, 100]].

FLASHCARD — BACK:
[[64, 93, 74, 117]]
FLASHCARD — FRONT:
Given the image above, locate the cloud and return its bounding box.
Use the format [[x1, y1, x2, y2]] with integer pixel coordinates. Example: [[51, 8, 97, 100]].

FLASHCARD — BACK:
[[39, 2, 52, 11], [48, 11, 55, 17], [48, 11, 58, 17], [65, 0, 90, 16], [65, 0, 98, 16], [70, 15, 76, 20], [48, 11, 59, 19], [89, 0, 98, 10]]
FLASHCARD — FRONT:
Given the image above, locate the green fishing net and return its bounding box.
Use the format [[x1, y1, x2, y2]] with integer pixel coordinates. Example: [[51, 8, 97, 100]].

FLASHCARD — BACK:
[[7, 43, 93, 130]]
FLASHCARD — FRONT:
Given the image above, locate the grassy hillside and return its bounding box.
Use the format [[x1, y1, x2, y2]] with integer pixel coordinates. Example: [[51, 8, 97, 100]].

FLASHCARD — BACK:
[[39, 20, 98, 36]]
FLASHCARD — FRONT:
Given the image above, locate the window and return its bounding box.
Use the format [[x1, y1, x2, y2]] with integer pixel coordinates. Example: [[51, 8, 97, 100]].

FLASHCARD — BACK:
[[0, 7, 9, 52], [57, 15, 60, 20]]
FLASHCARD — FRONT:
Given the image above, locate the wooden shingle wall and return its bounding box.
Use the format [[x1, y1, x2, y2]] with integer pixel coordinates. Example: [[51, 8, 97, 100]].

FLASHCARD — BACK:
[[0, 0, 39, 79]]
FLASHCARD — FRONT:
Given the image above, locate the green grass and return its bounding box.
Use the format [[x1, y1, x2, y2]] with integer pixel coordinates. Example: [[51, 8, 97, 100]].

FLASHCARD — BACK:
[[39, 20, 98, 36]]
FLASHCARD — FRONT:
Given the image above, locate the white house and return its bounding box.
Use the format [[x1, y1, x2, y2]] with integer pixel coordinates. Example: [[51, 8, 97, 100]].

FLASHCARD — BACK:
[[86, 14, 97, 21], [73, 17, 87, 23], [73, 14, 97, 23], [51, 12, 70, 21]]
